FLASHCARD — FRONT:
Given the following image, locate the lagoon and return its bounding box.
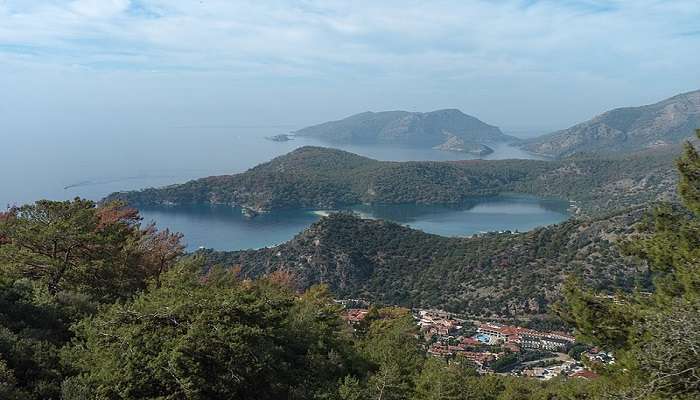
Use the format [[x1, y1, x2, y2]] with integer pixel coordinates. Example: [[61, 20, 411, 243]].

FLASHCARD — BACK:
[[138, 195, 569, 251], [3, 125, 559, 251]]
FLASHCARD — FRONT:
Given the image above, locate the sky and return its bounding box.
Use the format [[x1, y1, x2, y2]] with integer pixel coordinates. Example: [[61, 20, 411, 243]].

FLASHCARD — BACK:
[[1, 0, 700, 134]]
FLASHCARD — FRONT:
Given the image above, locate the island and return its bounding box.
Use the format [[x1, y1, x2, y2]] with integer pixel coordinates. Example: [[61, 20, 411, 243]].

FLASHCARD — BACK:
[[292, 108, 515, 153], [432, 133, 494, 156], [265, 133, 294, 142]]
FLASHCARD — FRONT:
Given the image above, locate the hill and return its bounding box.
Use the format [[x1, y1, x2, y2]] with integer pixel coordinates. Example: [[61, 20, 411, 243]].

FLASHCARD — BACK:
[[521, 89, 700, 158], [293, 109, 512, 153], [199, 210, 650, 317], [105, 146, 678, 217]]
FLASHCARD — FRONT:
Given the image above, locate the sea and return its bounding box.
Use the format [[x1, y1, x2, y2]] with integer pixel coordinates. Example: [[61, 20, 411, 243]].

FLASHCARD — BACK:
[[2, 125, 568, 251]]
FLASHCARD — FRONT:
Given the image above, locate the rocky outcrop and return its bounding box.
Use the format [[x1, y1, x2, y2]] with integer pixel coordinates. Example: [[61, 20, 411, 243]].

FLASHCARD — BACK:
[[433, 133, 494, 156]]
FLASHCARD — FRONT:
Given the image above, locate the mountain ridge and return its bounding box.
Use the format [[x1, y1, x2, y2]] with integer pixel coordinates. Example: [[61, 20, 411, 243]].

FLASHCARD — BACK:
[[521, 89, 700, 158], [105, 145, 679, 218], [293, 108, 513, 152]]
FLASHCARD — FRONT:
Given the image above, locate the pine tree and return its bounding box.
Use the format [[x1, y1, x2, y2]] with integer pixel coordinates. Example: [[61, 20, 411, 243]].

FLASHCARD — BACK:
[[561, 130, 700, 399]]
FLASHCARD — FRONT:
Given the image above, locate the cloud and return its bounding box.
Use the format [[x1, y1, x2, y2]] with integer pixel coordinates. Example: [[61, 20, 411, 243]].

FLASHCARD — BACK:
[[69, 0, 130, 18], [0, 1, 696, 78], [0, 0, 699, 128]]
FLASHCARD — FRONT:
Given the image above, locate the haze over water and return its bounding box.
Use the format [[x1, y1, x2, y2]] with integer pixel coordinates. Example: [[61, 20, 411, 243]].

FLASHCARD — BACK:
[[3, 124, 566, 251], [1, 126, 542, 208]]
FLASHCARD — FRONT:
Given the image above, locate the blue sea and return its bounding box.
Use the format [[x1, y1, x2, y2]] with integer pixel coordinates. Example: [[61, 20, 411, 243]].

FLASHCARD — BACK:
[[3, 124, 565, 251]]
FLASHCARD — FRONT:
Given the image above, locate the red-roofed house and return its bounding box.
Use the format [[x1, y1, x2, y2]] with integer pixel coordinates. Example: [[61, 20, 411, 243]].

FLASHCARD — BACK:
[[571, 370, 599, 380]]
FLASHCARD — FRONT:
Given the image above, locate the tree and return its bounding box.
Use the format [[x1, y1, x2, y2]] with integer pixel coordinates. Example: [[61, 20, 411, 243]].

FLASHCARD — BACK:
[[134, 223, 184, 289], [0, 199, 113, 295], [678, 130, 700, 215], [0, 273, 68, 399], [63, 259, 358, 400], [0, 199, 184, 301], [561, 130, 700, 399], [413, 358, 468, 400], [0, 211, 10, 245], [358, 308, 424, 400], [0, 199, 186, 399], [0, 358, 25, 400]]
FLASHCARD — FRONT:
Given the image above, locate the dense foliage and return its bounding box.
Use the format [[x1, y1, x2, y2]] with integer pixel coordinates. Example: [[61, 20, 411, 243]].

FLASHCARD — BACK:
[[0, 199, 183, 398], [0, 202, 603, 399], [0, 135, 696, 399], [201, 207, 650, 317], [106, 145, 678, 217], [560, 130, 700, 399], [63, 266, 361, 399]]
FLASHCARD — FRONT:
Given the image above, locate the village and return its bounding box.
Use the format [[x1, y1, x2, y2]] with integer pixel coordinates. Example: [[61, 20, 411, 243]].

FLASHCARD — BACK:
[[341, 305, 611, 381]]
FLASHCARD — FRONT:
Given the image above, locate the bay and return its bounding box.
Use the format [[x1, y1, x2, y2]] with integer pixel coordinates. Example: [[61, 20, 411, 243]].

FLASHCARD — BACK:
[[3, 124, 558, 251]]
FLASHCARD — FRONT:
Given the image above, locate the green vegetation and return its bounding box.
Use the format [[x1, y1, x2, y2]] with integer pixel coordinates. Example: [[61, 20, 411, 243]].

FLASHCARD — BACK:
[[0, 199, 184, 398], [490, 353, 519, 373], [1, 124, 697, 398], [560, 130, 700, 399], [106, 145, 679, 218], [0, 202, 601, 399], [0, 127, 696, 399], [200, 205, 650, 317], [63, 268, 360, 399]]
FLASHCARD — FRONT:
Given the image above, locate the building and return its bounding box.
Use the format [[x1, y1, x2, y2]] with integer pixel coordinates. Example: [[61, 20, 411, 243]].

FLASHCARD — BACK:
[[477, 323, 527, 344], [476, 322, 576, 351], [342, 309, 369, 324], [417, 309, 463, 337], [519, 334, 571, 352], [458, 351, 497, 367]]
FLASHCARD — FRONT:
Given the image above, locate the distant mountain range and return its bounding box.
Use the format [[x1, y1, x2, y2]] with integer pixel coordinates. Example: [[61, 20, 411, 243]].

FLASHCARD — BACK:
[[521, 89, 700, 158], [291, 90, 699, 159], [293, 109, 512, 154]]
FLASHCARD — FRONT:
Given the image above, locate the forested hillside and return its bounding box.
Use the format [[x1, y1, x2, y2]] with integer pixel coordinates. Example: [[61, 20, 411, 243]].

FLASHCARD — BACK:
[[201, 208, 650, 317], [107, 145, 679, 217]]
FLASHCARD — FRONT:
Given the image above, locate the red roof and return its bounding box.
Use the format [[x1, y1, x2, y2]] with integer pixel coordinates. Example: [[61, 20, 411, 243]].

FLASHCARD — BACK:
[[571, 370, 599, 380], [342, 309, 369, 323]]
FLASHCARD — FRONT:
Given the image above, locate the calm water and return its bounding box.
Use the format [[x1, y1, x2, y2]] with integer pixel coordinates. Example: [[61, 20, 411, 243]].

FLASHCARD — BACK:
[[3, 125, 559, 251], [139, 195, 569, 251], [1, 126, 541, 208]]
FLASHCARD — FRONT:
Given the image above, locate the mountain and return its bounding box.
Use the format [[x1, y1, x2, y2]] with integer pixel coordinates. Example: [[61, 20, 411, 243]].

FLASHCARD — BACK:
[[293, 109, 512, 152], [521, 90, 700, 158], [105, 145, 679, 217], [199, 209, 650, 317]]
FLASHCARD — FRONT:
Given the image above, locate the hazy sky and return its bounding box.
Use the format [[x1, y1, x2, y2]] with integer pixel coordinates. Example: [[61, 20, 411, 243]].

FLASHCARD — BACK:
[[2, 0, 700, 133]]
